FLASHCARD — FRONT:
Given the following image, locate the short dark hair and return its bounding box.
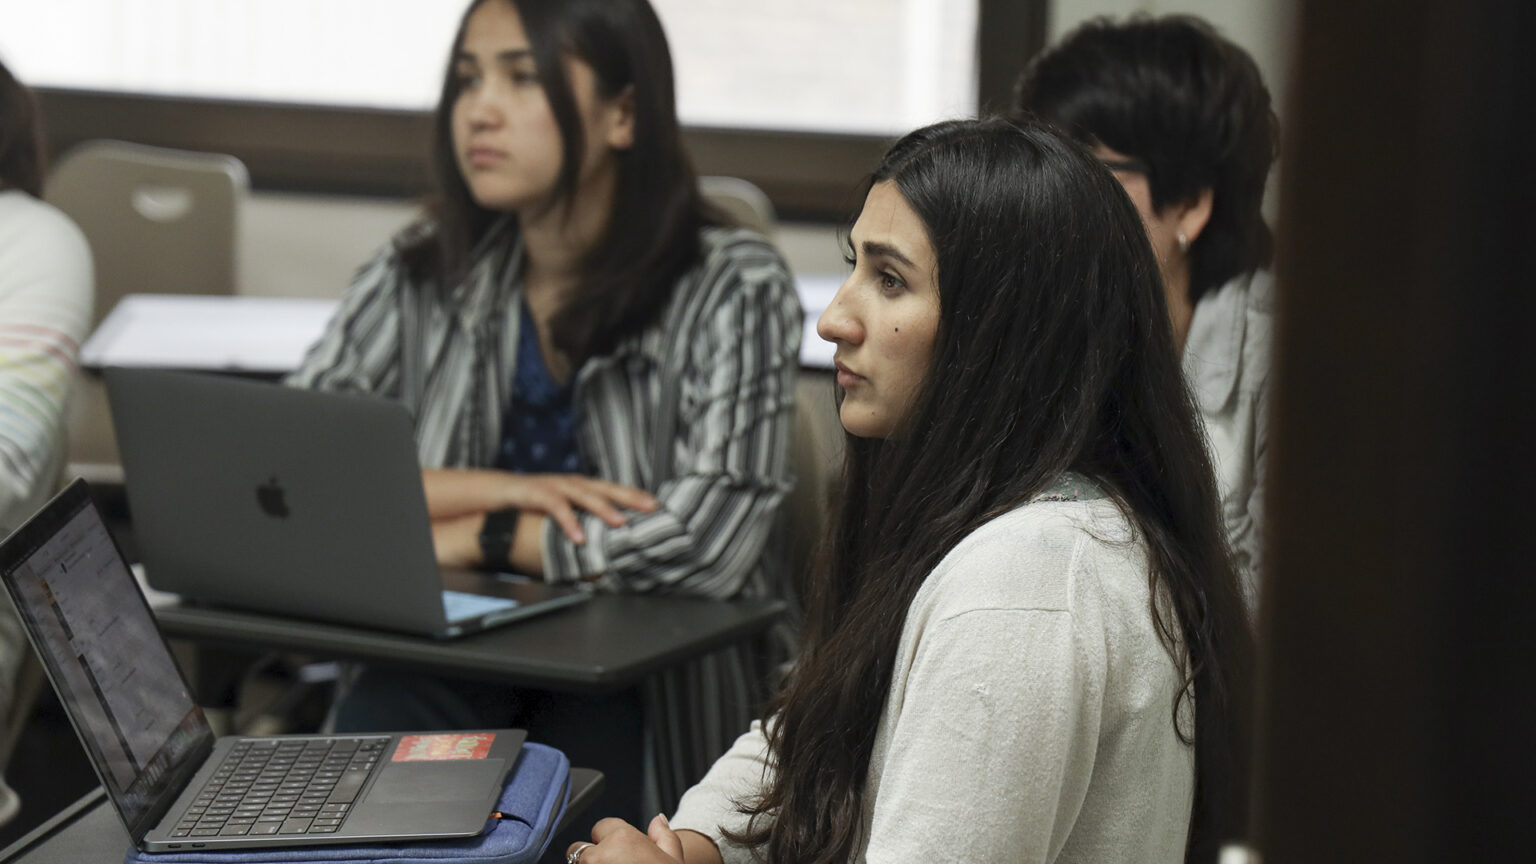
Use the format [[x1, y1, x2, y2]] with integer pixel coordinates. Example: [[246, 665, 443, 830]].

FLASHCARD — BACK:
[[730, 117, 1253, 863], [0, 57, 45, 197], [1014, 14, 1279, 303], [403, 0, 708, 362]]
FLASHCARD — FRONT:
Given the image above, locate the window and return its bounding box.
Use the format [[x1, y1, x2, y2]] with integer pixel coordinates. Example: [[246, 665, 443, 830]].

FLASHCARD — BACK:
[[656, 0, 978, 135], [2, 0, 1040, 218]]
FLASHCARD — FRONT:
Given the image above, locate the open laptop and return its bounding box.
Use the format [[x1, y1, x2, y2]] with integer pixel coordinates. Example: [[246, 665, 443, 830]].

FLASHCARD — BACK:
[[104, 367, 588, 639], [0, 479, 530, 852]]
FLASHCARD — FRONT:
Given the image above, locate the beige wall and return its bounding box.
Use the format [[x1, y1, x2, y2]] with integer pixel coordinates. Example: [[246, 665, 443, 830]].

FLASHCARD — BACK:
[[236, 193, 848, 300]]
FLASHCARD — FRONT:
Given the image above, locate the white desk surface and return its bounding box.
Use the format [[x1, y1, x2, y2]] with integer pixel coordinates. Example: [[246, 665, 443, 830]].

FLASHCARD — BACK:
[[80, 295, 339, 375], [84, 277, 839, 374]]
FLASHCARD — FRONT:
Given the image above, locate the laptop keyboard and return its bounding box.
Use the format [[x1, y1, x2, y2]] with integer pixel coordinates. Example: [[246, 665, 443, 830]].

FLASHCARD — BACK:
[[172, 736, 389, 838]]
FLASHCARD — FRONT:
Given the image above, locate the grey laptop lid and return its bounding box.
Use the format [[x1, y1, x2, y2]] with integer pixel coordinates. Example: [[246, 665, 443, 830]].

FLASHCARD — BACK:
[[104, 367, 586, 638], [0, 480, 527, 852]]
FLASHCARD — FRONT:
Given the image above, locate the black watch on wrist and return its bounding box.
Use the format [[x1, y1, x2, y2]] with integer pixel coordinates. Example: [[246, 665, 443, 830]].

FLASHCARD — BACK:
[[478, 508, 520, 570]]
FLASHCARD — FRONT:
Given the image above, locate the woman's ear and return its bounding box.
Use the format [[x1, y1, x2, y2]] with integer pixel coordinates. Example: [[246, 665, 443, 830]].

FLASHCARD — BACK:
[[603, 85, 636, 151], [1177, 187, 1215, 246]]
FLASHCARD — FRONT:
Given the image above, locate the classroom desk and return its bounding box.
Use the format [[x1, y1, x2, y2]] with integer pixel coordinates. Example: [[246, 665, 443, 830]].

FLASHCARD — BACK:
[[81, 287, 839, 373], [0, 769, 605, 864], [154, 594, 786, 693]]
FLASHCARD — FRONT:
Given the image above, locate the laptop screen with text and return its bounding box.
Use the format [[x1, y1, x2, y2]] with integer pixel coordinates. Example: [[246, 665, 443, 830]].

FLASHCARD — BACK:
[[0, 484, 212, 837]]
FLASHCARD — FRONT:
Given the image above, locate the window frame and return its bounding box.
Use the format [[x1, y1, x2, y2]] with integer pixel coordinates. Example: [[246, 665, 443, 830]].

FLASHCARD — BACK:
[[33, 0, 1045, 222]]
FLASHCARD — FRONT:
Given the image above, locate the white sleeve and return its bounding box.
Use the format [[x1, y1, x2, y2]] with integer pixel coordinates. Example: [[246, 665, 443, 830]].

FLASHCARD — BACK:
[[0, 201, 93, 526], [863, 608, 1104, 863], [669, 719, 776, 864]]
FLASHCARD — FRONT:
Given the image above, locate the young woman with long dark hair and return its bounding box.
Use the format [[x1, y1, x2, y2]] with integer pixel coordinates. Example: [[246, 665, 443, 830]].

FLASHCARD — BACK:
[[288, 0, 801, 822], [564, 117, 1252, 863]]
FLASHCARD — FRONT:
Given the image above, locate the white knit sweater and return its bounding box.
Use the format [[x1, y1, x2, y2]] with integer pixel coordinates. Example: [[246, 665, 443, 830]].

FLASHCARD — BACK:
[[671, 497, 1195, 863]]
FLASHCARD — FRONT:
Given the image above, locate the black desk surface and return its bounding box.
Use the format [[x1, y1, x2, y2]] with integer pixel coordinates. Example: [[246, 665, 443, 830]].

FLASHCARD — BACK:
[[0, 769, 604, 864], [154, 594, 785, 692]]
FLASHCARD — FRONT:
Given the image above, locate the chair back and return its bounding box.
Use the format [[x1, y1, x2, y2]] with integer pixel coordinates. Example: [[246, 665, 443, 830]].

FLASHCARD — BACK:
[[785, 370, 840, 564], [45, 140, 248, 478], [699, 175, 776, 237], [44, 139, 249, 330]]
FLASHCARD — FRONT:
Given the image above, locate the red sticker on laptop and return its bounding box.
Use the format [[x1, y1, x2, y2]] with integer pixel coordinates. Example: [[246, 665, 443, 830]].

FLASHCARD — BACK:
[[392, 733, 496, 762]]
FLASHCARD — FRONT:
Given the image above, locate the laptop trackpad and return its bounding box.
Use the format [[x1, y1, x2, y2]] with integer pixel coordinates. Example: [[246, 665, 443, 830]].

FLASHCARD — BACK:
[[369, 759, 507, 803]]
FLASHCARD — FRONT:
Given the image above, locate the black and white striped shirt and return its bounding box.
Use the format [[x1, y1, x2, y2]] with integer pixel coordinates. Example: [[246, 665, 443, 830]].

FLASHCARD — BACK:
[[288, 220, 802, 805]]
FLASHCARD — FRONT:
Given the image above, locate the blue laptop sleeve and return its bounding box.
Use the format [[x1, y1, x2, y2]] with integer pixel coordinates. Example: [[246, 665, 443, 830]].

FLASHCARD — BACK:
[[124, 743, 570, 864]]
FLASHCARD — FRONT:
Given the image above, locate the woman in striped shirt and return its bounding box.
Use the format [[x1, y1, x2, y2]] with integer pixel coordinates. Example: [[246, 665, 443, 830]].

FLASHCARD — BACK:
[[288, 0, 801, 825]]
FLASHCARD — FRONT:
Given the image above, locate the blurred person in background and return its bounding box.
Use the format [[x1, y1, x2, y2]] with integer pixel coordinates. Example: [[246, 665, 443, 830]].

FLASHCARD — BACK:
[[0, 55, 94, 824], [1015, 14, 1280, 613]]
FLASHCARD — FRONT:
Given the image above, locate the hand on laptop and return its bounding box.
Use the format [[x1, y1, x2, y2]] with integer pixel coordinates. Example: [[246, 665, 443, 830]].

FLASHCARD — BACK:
[[424, 469, 658, 532], [425, 469, 660, 571]]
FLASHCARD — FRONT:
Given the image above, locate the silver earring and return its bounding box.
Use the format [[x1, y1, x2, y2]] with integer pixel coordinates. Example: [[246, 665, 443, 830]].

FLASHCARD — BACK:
[[1177, 232, 1190, 253]]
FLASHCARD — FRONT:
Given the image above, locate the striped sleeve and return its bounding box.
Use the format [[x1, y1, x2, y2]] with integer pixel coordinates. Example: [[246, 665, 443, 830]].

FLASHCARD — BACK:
[[544, 233, 802, 597], [285, 247, 406, 398], [0, 196, 93, 528]]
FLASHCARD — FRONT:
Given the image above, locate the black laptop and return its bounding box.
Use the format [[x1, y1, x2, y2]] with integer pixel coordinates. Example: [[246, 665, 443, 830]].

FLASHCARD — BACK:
[[104, 367, 588, 638], [0, 480, 530, 852]]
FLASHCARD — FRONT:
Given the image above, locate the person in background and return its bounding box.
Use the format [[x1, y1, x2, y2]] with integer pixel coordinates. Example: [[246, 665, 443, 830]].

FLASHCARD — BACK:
[[0, 56, 94, 825], [1014, 14, 1280, 613], [564, 117, 1253, 864], [287, 0, 801, 827]]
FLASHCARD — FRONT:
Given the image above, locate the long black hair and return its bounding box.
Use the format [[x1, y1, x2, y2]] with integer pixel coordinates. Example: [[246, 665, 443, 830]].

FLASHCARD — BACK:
[[400, 0, 709, 362], [1014, 14, 1279, 304], [728, 117, 1252, 864]]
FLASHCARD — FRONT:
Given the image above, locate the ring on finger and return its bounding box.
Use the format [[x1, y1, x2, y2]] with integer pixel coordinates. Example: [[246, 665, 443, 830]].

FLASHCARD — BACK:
[[567, 842, 594, 864]]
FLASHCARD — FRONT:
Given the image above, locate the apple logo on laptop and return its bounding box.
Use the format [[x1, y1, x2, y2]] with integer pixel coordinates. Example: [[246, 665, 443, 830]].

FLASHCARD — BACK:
[[256, 476, 290, 518]]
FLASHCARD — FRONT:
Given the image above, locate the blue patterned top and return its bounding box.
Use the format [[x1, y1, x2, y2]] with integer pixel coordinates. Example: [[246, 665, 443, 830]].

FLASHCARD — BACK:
[[495, 302, 580, 474]]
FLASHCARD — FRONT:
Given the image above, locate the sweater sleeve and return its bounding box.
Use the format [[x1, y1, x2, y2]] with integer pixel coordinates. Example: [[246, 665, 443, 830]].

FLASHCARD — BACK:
[[285, 248, 405, 397], [863, 606, 1104, 863], [543, 248, 801, 597], [0, 199, 93, 529], [669, 720, 776, 864], [1235, 373, 1268, 613]]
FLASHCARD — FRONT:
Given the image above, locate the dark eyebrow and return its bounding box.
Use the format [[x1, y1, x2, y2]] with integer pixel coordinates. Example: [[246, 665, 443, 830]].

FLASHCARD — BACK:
[[454, 48, 535, 63], [860, 241, 916, 269]]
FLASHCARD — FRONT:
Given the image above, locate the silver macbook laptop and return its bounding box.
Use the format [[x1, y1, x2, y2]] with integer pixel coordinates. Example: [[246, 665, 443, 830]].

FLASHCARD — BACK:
[[0, 480, 530, 852], [104, 367, 588, 639]]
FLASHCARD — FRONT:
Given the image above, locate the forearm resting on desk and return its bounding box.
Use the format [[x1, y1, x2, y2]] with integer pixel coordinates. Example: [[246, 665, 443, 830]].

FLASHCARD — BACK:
[[431, 510, 547, 576], [421, 468, 657, 544]]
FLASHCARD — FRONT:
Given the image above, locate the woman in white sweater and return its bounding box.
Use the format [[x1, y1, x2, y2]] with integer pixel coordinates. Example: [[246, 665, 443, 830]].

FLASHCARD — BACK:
[[0, 56, 93, 826], [565, 118, 1253, 864]]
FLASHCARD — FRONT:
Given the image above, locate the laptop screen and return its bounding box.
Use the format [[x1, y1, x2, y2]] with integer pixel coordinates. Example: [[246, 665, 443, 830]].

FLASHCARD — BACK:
[[0, 482, 212, 837]]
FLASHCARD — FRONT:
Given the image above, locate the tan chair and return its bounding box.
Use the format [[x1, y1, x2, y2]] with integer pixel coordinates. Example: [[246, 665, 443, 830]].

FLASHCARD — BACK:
[[45, 139, 249, 329], [784, 371, 840, 576], [44, 140, 249, 481], [700, 175, 776, 237]]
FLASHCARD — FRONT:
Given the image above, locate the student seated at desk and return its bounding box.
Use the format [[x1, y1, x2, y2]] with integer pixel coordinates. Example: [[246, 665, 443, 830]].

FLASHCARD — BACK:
[[565, 119, 1254, 864], [287, 0, 799, 824], [1013, 14, 1281, 614], [0, 56, 93, 826]]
